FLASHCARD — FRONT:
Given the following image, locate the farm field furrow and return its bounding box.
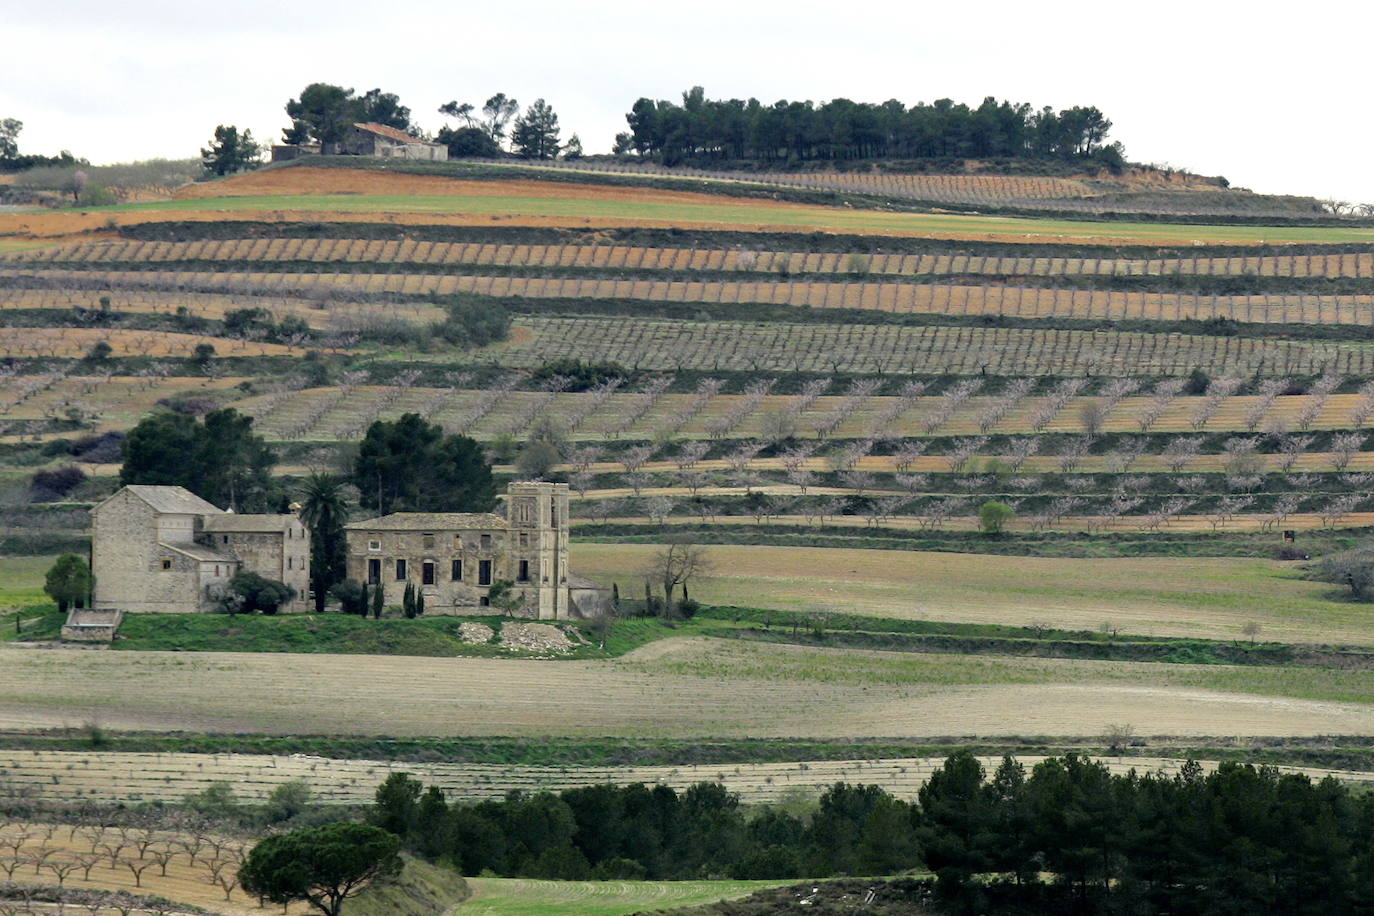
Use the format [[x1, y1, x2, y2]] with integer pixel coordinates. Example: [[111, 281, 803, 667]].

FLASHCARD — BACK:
[[7, 167, 1374, 244], [2, 750, 1369, 809], [506, 160, 1323, 217], [10, 264, 1374, 326], [14, 237, 1374, 280], [238, 387, 1374, 442], [0, 643, 1370, 739], [0, 326, 314, 359], [0, 286, 446, 329], [469, 317, 1374, 377]]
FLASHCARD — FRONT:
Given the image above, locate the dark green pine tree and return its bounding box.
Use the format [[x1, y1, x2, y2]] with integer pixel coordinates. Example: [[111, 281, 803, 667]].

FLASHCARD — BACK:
[[511, 99, 561, 160]]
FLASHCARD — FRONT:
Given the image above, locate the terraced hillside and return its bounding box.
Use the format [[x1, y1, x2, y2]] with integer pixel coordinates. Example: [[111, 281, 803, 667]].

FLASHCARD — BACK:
[[4, 164, 1374, 552], [3, 163, 1374, 802], [485, 157, 1331, 218]]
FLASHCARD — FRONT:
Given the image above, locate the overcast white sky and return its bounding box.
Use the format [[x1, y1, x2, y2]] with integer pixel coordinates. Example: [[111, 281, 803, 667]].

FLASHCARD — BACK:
[[4, 0, 1371, 203]]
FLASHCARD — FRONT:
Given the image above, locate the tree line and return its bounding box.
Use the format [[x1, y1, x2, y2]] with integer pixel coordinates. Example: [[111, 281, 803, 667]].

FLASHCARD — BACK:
[[0, 118, 80, 172], [365, 752, 1374, 915], [617, 86, 1123, 168]]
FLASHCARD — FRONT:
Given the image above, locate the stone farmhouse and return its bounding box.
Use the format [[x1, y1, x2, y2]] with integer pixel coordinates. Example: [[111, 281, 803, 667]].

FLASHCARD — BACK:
[[272, 122, 448, 163], [344, 481, 610, 619], [90, 486, 311, 614]]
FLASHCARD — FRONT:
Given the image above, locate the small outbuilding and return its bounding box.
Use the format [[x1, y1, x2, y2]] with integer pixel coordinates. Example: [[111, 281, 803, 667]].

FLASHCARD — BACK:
[[333, 123, 448, 161]]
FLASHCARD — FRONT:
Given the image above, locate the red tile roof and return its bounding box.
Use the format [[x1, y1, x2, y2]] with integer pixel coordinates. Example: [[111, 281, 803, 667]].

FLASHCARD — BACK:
[[353, 122, 438, 145]]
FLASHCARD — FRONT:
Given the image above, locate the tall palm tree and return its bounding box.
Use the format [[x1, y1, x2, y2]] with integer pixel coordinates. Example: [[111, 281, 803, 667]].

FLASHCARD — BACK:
[[298, 473, 351, 613]]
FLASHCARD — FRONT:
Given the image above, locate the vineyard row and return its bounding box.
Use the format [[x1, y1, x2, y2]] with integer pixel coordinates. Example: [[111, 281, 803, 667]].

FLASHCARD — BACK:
[[236, 386, 1374, 443], [11, 237, 1374, 279], [11, 267, 1374, 328], [472, 317, 1374, 377]]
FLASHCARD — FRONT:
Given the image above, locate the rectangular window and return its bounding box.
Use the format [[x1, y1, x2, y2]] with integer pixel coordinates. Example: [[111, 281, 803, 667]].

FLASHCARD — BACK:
[[368, 539, 381, 552], [478, 560, 492, 586], [519, 533, 528, 548], [287, 557, 292, 570], [451, 559, 462, 581], [518, 559, 530, 582], [550, 498, 558, 528], [367, 558, 381, 584], [422, 533, 434, 549], [222, 535, 229, 545], [479, 595, 490, 607], [422, 561, 435, 586], [480, 533, 492, 550], [395, 559, 407, 581], [161, 558, 172, 570]]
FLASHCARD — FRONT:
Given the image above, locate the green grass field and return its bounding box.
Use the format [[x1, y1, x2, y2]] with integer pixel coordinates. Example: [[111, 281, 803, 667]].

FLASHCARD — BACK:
[[79, 192, 1374, 245], [571, 544, 1370, 645], [457, 877, 784, 915], [0, 555, 54, 608]]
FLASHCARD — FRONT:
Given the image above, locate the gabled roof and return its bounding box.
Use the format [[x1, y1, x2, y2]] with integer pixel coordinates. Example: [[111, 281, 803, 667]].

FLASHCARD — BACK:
[[160, 541, 236, 563], [104, 485, 224, 516], [352, 122, 441, 146], [204, 514, 303, 533], [345, 513, 506, 532]]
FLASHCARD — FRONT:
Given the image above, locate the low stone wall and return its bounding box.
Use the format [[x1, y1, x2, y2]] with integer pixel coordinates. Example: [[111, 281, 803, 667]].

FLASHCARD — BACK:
[[60, 608, 124, 643]]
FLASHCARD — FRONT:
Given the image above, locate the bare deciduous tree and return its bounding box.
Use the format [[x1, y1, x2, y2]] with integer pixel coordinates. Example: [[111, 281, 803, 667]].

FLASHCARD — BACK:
[[643, 540, 711, 610]]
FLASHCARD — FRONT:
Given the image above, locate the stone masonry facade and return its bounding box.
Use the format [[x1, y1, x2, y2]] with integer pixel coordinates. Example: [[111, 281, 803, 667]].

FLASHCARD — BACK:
[[344, 481, 608, 619], [90, 486, 310, 614]]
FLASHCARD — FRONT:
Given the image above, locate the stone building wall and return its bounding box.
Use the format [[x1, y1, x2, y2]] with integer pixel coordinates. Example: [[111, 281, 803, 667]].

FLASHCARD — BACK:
[[203, 522, 311, 613], [90, 491, 213, 613], [345, 527, 509, 613]]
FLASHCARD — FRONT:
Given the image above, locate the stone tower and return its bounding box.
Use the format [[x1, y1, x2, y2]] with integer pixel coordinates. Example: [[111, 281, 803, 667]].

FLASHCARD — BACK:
[[505, 481, 570, 619]]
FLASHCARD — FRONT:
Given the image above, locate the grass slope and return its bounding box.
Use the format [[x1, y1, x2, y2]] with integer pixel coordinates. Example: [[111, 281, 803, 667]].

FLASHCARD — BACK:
[[86, 192, 1374, 245], [0, 555, 51, 607], [458, 878, 783, 916], [11, 607, 677, 657], [571, 544, 1369, 645], [343, 857, 470, 916]]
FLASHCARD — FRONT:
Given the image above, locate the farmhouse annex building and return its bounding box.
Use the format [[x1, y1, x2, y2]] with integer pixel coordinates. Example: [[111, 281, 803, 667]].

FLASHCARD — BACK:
[[90, 485, 311, 614]]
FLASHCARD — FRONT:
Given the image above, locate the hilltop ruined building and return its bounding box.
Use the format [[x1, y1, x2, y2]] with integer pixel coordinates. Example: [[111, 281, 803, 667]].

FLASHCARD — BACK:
[[271, 122, 448, 162], [88, 481, 608, 620]]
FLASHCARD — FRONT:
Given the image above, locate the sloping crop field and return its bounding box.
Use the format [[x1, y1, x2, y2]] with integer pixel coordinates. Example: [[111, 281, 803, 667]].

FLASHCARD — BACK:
[[0, 643, 1369, 740], [471, 317, 1374, 377], [6, 165, 1374, 244], [13, 263, 1372, 326], [17, 238, 1374, 279], [569, 544, 1366, 644], [0, 326, 313, 359]]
